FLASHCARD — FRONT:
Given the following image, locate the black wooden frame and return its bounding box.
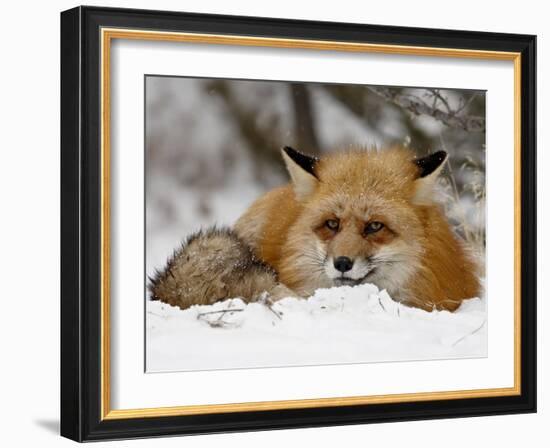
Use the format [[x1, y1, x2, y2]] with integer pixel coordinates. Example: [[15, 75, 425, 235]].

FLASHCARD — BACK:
[[60, 5, 537, 442]]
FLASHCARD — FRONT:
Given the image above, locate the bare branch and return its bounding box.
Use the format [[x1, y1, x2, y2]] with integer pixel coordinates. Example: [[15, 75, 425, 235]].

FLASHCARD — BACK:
[[197, 306, 244, 328], [455, 93, 479, 115], [258, 293, 283, 320], [367, 87, 485, 132], [196, 308, 244, 317], [451, 320, 486, 347], [427, 88, 452, 114]]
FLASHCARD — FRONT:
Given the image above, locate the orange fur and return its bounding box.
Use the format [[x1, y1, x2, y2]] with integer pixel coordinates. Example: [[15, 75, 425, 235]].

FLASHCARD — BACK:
[[235, 147, 480, 311]]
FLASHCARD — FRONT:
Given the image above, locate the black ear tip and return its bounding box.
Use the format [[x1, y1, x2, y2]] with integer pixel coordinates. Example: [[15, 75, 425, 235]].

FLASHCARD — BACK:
[[433, 150, 447, 161], [281, 146, 319, 178], [414, 150, 448, 178], [282, 146, 299, 158]]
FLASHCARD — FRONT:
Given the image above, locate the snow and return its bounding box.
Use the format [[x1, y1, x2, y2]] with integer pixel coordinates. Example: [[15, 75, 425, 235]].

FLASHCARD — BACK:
[[146, 283, 486, 372]]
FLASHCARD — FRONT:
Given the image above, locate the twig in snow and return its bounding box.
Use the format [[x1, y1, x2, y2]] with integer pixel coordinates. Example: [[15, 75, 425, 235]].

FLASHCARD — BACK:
[[199, 318, 239, 329], [451, 320, 487, 347], [147, 311, 168, 319], [196, 308, 244, 317], [197, 304, 245, 328], [259, 293, 283, 320]]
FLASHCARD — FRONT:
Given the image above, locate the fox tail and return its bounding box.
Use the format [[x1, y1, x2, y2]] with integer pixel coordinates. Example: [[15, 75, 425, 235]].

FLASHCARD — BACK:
[[148, 227, 292, 310]]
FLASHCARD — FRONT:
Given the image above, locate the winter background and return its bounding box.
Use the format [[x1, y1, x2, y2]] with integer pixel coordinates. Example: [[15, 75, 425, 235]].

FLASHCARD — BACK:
[[145, 76, 487, 372]]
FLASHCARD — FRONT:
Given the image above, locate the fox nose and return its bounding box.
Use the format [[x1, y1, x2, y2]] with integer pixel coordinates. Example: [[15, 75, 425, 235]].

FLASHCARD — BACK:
[[334, 256, 353, 273]]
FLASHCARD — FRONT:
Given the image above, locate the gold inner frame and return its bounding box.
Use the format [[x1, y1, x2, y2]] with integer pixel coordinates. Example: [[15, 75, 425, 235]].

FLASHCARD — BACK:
[[100, 28, 522, 420]]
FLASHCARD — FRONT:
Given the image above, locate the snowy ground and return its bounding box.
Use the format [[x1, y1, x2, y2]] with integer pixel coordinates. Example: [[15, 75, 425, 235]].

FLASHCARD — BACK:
[[146, 283, 487, 372]]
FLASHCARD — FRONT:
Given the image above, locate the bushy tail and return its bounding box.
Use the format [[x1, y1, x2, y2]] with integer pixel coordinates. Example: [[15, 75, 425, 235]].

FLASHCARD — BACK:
[[148, 227, 289, 310]]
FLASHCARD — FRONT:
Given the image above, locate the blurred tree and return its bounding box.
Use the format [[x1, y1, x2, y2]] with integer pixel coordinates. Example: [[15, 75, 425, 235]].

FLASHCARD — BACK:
[[203, 79, 286, 182], [289, 83, 320, 155]]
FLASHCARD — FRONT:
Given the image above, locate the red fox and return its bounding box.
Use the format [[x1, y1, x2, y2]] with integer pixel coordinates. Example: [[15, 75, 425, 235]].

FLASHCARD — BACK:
[[150, 146, 480, 312]]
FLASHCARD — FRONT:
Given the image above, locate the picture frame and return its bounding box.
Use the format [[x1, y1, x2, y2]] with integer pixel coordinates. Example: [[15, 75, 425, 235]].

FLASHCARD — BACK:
[[60, 5, 536, 442]]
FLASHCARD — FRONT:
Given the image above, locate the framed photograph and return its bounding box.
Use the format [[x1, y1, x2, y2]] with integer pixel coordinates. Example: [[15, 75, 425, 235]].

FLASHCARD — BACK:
[[60, 5, 536, 442]]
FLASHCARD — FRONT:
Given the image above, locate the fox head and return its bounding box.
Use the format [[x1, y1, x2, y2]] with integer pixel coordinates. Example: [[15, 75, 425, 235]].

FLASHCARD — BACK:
[[280, 146, 448, 297]]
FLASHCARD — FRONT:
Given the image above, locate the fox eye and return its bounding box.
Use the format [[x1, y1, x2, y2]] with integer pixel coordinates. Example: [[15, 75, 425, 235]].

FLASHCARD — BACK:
[[365, 221, 384, 234], [325, 219, 340, 231]]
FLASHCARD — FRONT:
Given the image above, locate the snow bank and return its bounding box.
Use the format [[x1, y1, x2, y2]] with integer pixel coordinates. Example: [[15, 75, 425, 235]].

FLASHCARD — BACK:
[[146, 283, 486, 372]]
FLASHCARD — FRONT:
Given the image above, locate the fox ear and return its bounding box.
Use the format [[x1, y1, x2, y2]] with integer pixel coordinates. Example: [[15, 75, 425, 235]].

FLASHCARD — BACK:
[[412, 150, 447, 204], [281, 146, 319, 200]]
